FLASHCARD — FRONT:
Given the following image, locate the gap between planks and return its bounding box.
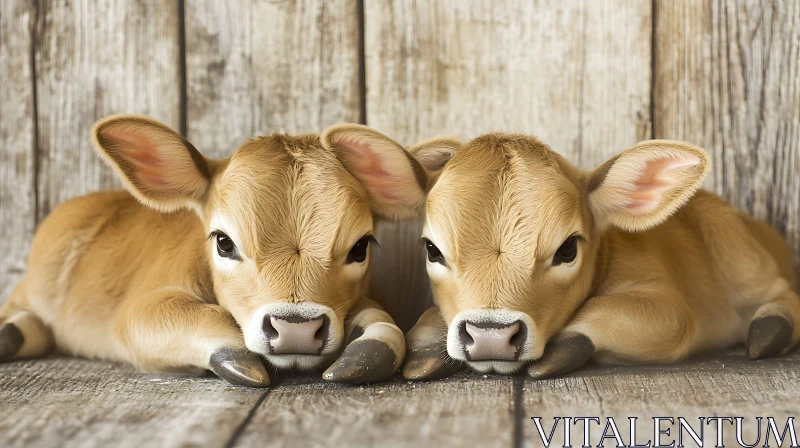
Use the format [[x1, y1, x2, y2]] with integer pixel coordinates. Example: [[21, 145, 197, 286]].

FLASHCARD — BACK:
[[224, 390, 271, 448], [512, 374, 526, 448]]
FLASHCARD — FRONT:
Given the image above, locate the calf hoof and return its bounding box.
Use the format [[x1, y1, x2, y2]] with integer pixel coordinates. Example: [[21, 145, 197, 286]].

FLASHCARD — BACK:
[[323, 339, 396, 384], [402, 344, 463, 381], [528, 333, 594, 379], [209, 348, 270, 387], [747, 315, 793, 360], [0, 323, 23, 361]]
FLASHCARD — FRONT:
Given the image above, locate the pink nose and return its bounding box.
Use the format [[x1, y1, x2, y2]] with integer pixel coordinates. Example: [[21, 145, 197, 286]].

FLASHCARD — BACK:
[[461, 321, 523, 361], [264, 315, 326, 355]]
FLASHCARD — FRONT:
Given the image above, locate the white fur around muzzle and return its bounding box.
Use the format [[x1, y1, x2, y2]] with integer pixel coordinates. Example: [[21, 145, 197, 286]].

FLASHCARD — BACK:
[[447, 308, 541, 374], [244, 302, 343, 371]]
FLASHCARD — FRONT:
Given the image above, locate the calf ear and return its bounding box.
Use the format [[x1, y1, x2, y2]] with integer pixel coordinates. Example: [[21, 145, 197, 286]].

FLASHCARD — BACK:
[[322, 124, 429, 220], [408, 136, 461, 172], [587, 140, 710, 232], [92, 115, 211, 212]]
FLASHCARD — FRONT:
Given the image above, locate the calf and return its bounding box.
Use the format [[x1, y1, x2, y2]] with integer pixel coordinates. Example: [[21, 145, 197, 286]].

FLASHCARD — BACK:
[[0, 117, 426, 386], [354, 133, 798, 379]]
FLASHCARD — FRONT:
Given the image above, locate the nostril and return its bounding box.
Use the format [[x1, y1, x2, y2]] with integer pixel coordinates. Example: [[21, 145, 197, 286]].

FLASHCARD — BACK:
[[314, 316, 328, 342], [458, 321, 474, 348], [263, 316, 278, 339], [314, 314, 330, 343], [509, 321, 524, 347], [314, 325, 324, 341]]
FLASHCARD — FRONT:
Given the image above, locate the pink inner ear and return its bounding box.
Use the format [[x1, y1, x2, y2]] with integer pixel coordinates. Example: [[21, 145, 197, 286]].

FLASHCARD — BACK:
[[626, 156, 699, 213], [339, 138, 399, 201], [107, 130, 171, 189]]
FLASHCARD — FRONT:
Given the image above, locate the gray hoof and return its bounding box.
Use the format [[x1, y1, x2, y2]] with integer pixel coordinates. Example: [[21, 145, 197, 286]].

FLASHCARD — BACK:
[[528, 333, 594, 379], [209, 348, 270, 387], [0, 323, 23, 361], [747, 315, 793, 359], [402, 343, 462, 381], [323, 339, 396, 384]]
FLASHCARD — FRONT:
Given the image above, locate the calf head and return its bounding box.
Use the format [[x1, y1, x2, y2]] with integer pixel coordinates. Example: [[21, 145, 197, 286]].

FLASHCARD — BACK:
[[91, 116, 424, 371], [417, 134, 709, 374]]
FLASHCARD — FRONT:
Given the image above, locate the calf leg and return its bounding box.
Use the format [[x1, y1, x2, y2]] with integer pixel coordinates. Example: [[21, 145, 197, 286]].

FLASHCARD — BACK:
[[697, 209, 800, 359], [402, 306, 463, 381], [747, 283, 800, 359], [529, 287, 695, 379], [115, 288, 268, 387], [323, 297, 405, 384], [0, 280, 53, 361]]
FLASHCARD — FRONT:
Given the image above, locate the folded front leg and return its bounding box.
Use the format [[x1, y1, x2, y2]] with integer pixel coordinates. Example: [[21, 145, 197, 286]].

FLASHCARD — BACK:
[[323, 297, 405, 384], [529, 287, 696, 379], [402, 306, 463, 381], [115, 288, 269, 387]]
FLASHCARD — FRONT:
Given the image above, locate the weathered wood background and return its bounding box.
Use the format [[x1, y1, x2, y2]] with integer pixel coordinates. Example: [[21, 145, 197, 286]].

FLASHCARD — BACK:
[[1, 0, 798, 332]]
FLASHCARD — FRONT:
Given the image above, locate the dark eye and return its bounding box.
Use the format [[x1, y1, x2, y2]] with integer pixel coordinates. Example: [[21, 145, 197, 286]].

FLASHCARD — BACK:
[[424, 239, 445, 265], [346, 237, 371, 264], [215, 232, 239, 259], [552, 235, 579, 266]]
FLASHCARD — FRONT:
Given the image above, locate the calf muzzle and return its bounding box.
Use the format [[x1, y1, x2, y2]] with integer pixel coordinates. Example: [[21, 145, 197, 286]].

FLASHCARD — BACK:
[[459, 320, 526, 361], [263, 314, 329, 355]]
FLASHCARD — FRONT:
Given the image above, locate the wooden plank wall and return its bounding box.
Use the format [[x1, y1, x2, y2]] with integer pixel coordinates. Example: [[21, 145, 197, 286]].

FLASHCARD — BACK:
[[655, 0, 800, 259], [34, 0, 183, 219], [365, 0, 653, 329], [1, 0, 798, 332], [0, 1, 37, 303], [184, 0, 361, 156]]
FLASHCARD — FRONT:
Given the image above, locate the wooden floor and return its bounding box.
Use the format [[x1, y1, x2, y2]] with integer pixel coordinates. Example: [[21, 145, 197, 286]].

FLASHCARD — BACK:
[[0, 349, 798, 447]]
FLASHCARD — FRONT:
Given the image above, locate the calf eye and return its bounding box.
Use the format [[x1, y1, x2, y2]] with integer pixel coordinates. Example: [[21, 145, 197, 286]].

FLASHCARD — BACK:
[[424, 239, 445, 265], [552, 235, 579, 266], [214, 232, 241, 260], [346, 236, 372, 264]]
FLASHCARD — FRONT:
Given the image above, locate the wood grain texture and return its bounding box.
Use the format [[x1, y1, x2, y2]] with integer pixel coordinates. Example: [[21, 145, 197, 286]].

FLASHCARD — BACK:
[[1, 351, 798, 447], [0, 1, 36, 303], [654, 0, 800, 274], [520, 349, 800, 447], [364, 0, 653, 330], [0, 357, 264, 448], [184, 0, 361, 158], [33, 0, 182, 217], [237, 374, 516, 447]]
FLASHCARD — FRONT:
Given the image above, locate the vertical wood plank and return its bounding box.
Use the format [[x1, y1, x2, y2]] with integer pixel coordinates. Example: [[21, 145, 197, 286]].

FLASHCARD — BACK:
[[34, 0, 182, 218], [0, 1, 36, 302], [184, 0, 361, 158], [655, 0, 800, 274], [365, 0, 652, 330]]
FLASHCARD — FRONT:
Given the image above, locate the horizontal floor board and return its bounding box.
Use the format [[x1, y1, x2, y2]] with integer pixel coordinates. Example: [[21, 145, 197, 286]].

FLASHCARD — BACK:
[[520, 349, 800, 447], [1, 349, 799, 447], [0, 357, 263, 448], [236, 373, 516, 448]]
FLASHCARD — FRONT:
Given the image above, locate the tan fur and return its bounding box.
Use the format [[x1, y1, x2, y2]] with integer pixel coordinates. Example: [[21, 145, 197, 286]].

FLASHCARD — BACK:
[[414, 133, 799, 373], [0, 116, 410, 381]]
